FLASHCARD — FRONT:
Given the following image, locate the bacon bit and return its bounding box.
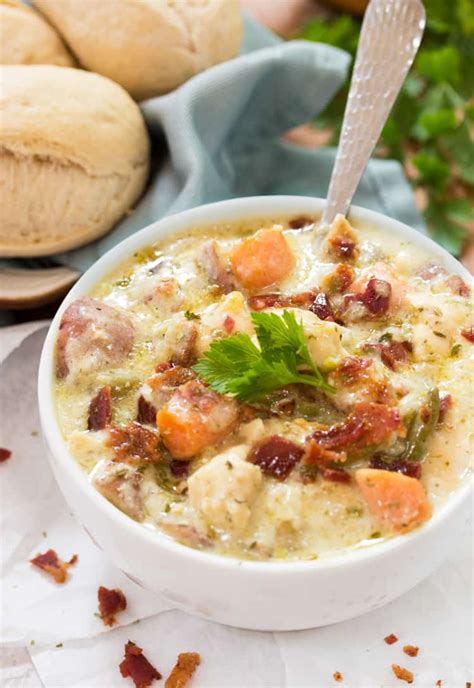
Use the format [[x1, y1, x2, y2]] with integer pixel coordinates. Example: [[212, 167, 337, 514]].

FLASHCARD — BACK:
[[369, 457, 422, 480], [403, 645, 419, 657], [97, 586, 127, 626], [30, 549, 78, 584], [446, 274, 470, 297], [322, 263, 355, 294], [435, 681, 442, 687], [169, 459, 189, 478], [164, 652, 201, 688], [438, 393, 453, 424], [384, 633, 399, 645], [333, 672, 343, 683], [329, 235, 356, 259], [108, 422, 162, 464], [311, 402, 402, 451], [364, 340, 411, 371], [461, 327, 474, 343], [303, 440, 347, 467], [88, 386, 112, 431], [289, 215, 313, 229], [392, 664, 414, 684], [0, 448, 12, 462], [363, 278, 392, 315], [335, 356, 373, 385], [321, 467, 351, 483], [309, 292, 335, 321], [170, 324, 198, 367], [466, 683, 471, 688], [249, 435, 304, 480], [119, 641, 162, 688], [223, 315, 235, 334], [155, 361, 174, 373], [137, 396, 157, 425], [248, 291, 315, 311]]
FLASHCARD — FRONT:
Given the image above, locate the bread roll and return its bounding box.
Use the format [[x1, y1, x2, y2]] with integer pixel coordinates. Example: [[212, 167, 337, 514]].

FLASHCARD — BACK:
[[0, 65, 150, 257], [33, 0, 242, 101], [0, 0, 75, 66]]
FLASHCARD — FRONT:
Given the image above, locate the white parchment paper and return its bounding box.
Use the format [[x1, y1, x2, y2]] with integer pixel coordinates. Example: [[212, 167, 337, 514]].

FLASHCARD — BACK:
[[0, 324, 472, 688]]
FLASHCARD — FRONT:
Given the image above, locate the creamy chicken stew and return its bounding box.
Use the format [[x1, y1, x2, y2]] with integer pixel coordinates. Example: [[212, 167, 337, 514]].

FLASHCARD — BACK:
[[54, 215, 473, 561]]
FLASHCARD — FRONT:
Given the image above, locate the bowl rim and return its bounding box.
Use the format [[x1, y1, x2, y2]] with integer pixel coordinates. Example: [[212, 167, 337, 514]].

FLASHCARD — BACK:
[[38, 195, 472, 575]]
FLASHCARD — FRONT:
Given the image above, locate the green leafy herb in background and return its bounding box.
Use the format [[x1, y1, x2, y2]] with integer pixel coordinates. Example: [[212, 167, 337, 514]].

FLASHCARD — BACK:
[[300, 0, 474, 255]]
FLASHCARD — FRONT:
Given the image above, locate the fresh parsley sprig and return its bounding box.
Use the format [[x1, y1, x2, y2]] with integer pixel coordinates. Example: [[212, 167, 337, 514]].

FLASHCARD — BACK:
[[193, 310, 334, 402]]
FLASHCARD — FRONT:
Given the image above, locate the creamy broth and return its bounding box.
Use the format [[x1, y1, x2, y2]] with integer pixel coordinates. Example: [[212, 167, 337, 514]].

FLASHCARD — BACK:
[[54, 215, 473, 561]]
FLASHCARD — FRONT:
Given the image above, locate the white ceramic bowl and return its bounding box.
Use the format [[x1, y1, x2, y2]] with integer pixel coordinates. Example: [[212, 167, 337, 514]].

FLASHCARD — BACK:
[[38, 196, 472, 631]]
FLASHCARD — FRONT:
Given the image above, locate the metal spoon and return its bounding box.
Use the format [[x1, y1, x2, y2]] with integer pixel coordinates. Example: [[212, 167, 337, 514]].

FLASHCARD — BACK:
[[321, 0, 426, 227]]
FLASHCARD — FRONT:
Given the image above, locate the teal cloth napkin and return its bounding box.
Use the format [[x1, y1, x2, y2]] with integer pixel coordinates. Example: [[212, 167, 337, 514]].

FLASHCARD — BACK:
[[45, 16, 425, 272]]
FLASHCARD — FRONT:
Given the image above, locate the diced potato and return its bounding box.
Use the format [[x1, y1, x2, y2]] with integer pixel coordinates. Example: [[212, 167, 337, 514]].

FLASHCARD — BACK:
[[197, 291, 254, 355], [92, 460, 144, 521]]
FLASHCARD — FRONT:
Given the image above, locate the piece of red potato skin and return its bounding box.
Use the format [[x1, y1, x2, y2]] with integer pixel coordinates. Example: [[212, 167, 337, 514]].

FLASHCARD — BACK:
[[56, 298, 134, 378], [93, 462, 144, 521], [88, 386, 112, 431], [157, 380, 239, 459]]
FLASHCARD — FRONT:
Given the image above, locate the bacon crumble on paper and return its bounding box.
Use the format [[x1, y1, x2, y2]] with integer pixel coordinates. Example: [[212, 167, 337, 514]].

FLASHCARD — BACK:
[[165, 652, 201, 688], [30, 549, 78, 584], [402, 645, 419, 657], [98, 586, 127, 626], [384, 633, 399, 645], [88, 386, 113, 431], [333, 672, 343, 683], [0, 447, 12, 462], [392, 664, 414, 684], [119, 641, 162, 688]]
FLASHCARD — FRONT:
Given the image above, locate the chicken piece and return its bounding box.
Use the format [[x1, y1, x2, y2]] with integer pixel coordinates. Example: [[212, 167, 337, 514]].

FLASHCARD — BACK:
[[68, 429, 114, 471], [409, 293, 465, 361], [188, 445, 262, 536], [157, 380, 239, 459], [196, 291, 254, 355], [355, 468, 431, 532], [271, 307, 347, 368], [328, 356, 397, 411], [56, 298, 134, 379], [230, 227, 295, 290], [92, 460, 144, 521], [199, 240, 235, 293]]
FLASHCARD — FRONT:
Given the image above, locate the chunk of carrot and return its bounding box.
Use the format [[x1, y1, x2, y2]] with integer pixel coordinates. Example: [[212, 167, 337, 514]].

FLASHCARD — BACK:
[[157, 381, 239, 459], [230, 228, 295, 290], [355, 468, 432, 532]]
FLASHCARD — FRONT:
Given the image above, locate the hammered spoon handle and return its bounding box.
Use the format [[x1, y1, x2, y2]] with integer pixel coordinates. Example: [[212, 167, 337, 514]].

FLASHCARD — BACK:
[[321, 0, 426, 227]]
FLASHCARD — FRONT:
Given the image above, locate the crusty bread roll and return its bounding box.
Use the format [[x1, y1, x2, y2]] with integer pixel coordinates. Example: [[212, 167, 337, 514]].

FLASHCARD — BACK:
[[0, 0, 75, 66], [0, 65, 150, 257], [33, 0, 242, 101]]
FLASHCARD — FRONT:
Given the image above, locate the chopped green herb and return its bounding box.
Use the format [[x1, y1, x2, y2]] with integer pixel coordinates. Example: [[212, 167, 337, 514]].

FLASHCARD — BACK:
[[55, 643, 63, 648], [31, 430, 39, 437], [193, 310, 334, 402], [433, 331, 447, 338], [184, 310, 201, 321], [226, 461, 233, 470], [379, 332, 393, 343], [450, 343, 462, 357], [370, 531, 382, 539]]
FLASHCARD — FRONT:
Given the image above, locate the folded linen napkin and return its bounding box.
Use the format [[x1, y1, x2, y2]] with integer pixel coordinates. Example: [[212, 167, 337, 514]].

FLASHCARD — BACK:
[[47, 15, 424, 273]]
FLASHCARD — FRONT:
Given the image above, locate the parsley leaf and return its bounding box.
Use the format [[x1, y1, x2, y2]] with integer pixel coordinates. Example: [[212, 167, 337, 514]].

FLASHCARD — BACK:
[[193, 310, 334, 402]]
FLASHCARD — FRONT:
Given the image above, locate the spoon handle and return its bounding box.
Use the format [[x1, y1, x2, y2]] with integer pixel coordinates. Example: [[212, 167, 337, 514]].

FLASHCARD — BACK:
[[321, 0, 425, 227]]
